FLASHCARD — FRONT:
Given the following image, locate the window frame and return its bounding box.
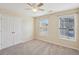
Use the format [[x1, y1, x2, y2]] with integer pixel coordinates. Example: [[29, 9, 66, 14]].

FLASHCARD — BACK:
[[39, 19, 48, 36], [58, 14, 77, 41]]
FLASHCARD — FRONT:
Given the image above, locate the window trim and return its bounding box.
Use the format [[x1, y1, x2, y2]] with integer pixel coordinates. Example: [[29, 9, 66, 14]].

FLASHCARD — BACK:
[[39, 19, 48, 36], [58, 14, 77, 41]]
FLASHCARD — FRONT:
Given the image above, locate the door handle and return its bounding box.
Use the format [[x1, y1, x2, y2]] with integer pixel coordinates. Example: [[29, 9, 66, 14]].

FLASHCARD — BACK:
[[12, 32, 15, 34]]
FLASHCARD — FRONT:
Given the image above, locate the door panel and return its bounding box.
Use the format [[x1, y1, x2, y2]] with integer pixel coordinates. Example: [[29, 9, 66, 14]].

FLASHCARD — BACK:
[[13, 17, 22, 45]]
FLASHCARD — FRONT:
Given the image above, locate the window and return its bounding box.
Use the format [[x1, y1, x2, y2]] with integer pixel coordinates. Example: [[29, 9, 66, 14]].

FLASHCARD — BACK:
[[39, 19, 48, 36], [59, 14, 77, 41]]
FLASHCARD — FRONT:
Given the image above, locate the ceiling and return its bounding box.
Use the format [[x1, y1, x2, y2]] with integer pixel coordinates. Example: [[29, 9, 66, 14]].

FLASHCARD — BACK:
[[0, 3, 79, 17]]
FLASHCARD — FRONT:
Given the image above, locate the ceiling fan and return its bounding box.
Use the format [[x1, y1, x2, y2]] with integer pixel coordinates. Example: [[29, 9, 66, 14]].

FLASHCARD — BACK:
[[25, 3, 44, 12]]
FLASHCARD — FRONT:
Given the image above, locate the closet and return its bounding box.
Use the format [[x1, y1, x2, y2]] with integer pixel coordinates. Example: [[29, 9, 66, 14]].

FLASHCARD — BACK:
[[0, 14, 22, 49]]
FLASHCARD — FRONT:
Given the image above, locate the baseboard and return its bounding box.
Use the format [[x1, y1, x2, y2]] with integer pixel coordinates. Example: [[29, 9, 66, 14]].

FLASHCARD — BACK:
[[0, 37, 33, 50], [36, 38, 79, 51]]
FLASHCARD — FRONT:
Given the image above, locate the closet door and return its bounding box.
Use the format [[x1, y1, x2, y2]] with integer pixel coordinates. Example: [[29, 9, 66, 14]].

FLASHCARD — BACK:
[[1, 15, 15, 49], [1, 15, 22, 49], [13, 17, 22, 45]]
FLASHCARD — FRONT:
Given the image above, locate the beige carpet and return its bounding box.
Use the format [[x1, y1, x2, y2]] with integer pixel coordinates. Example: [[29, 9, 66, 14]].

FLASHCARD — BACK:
[[0, 39, 79, 55]]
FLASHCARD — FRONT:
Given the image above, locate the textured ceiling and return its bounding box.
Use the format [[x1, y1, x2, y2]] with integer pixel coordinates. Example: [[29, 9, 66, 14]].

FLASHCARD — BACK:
[[0, 3, 79, 17]]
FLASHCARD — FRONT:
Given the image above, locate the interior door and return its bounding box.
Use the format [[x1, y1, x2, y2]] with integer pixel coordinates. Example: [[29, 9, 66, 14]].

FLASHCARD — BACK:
[[1, 15, 23, 49], [13, 17, 22, 45]]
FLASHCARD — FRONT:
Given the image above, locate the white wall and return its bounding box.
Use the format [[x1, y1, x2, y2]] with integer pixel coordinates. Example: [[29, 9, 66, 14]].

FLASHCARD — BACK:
[[34, 8, 79, 50], [21, 16, 33, 42]]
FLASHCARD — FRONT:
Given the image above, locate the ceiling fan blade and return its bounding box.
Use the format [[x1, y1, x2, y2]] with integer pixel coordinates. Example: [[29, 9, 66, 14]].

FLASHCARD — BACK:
[[32, 3, 36, 6], [37, 3, 43, 7], [27, 3, 33, 7]]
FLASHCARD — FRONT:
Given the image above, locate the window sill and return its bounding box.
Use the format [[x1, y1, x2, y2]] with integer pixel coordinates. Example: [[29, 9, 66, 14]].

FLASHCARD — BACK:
[[60, 37, 76, 42]]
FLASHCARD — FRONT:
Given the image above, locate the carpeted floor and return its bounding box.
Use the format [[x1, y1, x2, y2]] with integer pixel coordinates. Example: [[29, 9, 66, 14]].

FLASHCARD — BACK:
[[0, 39, 79, 55]]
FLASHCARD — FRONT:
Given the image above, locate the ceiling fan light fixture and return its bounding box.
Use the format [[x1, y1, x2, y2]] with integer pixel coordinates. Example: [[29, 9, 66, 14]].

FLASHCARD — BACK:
[[32, 8, 38, 12], [26, 3, 44, 12]]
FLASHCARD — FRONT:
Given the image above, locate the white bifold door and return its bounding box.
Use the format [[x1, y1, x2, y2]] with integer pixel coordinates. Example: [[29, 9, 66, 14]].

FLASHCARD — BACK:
[[0, 15, 22, 49]]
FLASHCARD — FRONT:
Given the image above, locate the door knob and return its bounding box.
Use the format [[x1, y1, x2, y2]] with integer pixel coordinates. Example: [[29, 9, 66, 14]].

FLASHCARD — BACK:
[[12, 32, 15, 34]]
